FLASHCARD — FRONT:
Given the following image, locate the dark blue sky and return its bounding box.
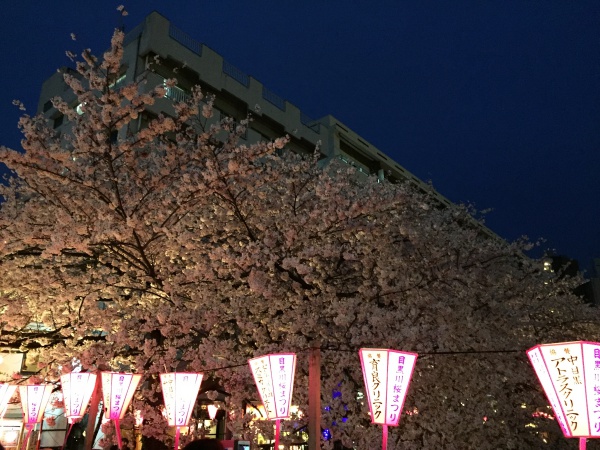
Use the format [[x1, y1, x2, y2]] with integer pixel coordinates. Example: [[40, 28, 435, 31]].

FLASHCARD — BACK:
[[1, 2, 599, 272]]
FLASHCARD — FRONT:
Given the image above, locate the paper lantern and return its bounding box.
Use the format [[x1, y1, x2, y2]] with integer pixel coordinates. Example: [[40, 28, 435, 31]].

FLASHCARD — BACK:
[[248, 353, 296, 420], [249, 353, 297, 449], [61, 372, 97, 423], [101, 372, 142, 450], [0, 383, 17, 419], [101, 372, 142, 420], [160, 372, 203, 450], [527, 341, 600, 450], [359, 348, 418, 450], [19, 384, 53, 425], [19, 384, 54, 450]]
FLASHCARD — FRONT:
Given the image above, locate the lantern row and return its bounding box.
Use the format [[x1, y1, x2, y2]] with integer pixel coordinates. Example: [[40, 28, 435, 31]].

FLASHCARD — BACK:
[[0, 349, 419, 450]]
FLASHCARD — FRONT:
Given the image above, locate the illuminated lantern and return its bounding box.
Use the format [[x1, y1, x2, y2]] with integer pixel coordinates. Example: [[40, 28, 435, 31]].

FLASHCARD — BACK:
[[207, 404, 218, 420], [61, 372, 97, 423], [101, 372, 142, 450], [160, 372, 203, 450], [248, 353, 297, 450], [18, 384, 53, 450], [60, 372, 98, 449], [527, 341, 600, 450], [0, 384, 17, 419], [359, 348, 418, 450]]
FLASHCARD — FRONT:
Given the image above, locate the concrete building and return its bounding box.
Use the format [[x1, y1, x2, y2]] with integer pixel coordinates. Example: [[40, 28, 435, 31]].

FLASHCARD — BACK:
[[38, 11, 459, 211]]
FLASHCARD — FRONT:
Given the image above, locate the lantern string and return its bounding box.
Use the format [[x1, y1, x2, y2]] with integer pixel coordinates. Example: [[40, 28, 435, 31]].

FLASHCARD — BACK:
[[194, 346, 525, 374]]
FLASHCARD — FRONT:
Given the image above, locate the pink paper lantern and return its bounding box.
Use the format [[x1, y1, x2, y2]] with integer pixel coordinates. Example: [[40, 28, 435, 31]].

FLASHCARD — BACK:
[[248, 353, 296, 420], [527, 341, 600, 449], [359, 348, 418, 450], [0, 384, 17, 419], [249, 353, 297, 450], [60, 372, 97, 423], [101, 372, 142, 420], [101, 372, 142, 450], [19, 384, 53, 425], [18, 384, 54, 450], [160, 372, 203, 450]]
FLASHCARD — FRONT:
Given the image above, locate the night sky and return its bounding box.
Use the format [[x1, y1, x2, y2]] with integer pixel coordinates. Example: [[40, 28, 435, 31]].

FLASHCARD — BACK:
[[1, 2, 598, 272]]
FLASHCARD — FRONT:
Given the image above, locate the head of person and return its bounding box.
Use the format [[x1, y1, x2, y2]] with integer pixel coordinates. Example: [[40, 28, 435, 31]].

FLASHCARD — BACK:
[[182, 439, 224, 450]]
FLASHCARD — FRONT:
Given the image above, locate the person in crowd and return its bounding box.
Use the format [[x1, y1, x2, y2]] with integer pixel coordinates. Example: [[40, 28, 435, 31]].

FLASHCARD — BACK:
[[182, 438, 224, 450]]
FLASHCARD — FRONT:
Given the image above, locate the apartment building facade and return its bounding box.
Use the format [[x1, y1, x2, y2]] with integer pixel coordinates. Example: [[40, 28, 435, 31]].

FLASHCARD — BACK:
[[38, 11, 456, 210]]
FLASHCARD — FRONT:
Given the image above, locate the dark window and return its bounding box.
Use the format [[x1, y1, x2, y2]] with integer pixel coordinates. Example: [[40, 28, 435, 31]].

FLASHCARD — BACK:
[[53, 114, 64, 129]]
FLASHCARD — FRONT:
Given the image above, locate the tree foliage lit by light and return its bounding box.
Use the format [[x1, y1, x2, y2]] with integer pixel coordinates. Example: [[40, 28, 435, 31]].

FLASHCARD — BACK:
[[0, 28, 598, 449]]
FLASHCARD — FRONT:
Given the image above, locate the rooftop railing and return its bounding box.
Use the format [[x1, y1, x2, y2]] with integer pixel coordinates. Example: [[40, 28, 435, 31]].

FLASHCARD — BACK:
[[262, 87, 286, 111], [222, 60, 250, 87], [169, 24, 203, 56]]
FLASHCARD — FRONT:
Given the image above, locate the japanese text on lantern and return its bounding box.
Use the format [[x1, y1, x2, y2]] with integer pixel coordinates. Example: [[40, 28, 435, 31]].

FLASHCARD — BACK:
[[549, 346, 583, 432], [529, 342, 598, 437], [249, 354, 296, 420], [102, 373, 142, 421], [582, 343, 600, 436], [359, 348, 417, 427], [160, 373, 202, 427], [527, 347, 570, 436]]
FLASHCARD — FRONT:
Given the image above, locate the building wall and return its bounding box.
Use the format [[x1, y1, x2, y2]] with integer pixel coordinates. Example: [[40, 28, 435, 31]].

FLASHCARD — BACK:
[[38, 11, 498, 238]]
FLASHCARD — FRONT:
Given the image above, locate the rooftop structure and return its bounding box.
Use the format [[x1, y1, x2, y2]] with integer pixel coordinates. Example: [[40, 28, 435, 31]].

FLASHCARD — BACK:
[[38, 11, 457, 206]]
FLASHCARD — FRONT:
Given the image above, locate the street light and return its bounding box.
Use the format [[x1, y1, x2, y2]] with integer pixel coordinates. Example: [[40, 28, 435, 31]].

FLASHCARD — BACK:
[[160, 372, 203, 450], [527, 341, 600, 450], [359, 348, 418, 450], [248, 353, 297, 450]]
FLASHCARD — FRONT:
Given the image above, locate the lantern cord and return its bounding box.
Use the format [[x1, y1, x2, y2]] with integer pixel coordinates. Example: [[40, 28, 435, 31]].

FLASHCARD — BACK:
[[61, 422, 74, 450], [316, 345, 523, 356], [194, 346, 524, 375]]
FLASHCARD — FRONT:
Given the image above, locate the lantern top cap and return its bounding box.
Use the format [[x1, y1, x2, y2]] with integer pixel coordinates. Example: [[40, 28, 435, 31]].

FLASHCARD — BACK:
[[359, 348, 419, 356]]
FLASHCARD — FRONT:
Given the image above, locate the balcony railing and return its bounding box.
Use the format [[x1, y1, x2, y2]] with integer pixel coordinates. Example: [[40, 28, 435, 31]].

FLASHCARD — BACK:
[[164, 80, 191, 103]]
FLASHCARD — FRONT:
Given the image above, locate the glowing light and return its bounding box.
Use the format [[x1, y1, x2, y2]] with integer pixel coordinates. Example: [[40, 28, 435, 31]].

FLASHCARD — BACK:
[[207, 404, 218, 420], [101, 372, 142, 450], [100, 372, 142, 421], [527, 341, 600, 439], [248, 353, 296, 420], [61, 372, 97, 423], [19, 384, 53, 424], [359, 348, 417, 426], [160, 372, 203, 427]]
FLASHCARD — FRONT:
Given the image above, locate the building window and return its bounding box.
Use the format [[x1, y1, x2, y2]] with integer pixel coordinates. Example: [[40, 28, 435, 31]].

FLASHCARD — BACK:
[[53, 114, 64, 129]]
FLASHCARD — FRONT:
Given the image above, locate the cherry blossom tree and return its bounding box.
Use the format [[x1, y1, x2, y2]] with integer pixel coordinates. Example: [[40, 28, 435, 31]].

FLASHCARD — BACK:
[[0, 29, 597, 449]]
